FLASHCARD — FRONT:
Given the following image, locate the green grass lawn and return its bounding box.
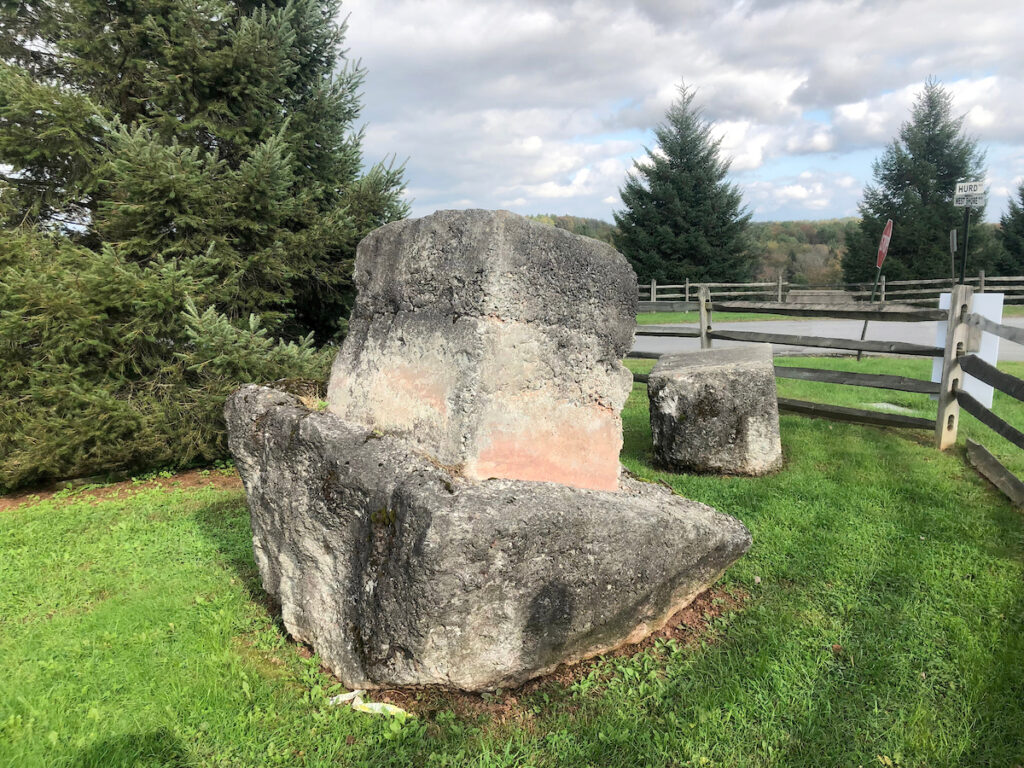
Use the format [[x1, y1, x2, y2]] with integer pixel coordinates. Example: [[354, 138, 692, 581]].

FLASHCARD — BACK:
[[1001, 304, 1024, 317], [2, 360, 1024, 767]]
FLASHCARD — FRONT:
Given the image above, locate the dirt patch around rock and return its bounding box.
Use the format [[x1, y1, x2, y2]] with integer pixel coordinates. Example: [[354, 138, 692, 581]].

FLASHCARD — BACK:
[[0, 468, 243, 512], [325, 586, 747, 723]]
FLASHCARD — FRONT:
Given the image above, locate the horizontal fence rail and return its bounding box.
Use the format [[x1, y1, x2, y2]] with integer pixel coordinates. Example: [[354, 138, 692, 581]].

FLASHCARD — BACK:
[[707, 329, 944, 357], [964, 313, 1024, 346], [774, 366, 940, 394], [959, 354, 1024, 402], [966, 440, 1024, 506], [639, 271, 1024, 306], [957, 390, 1024, 451], [710, 301, 947, 322], [634, 323, 945, 355], [633, 364, 938, 396], [633, 326, 702, 338], [777, 398, 934, 430]]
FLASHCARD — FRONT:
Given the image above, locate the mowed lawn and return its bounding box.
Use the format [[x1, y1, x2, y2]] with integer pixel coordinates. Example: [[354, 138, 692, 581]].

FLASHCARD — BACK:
[[2, 358, 1023, 767]]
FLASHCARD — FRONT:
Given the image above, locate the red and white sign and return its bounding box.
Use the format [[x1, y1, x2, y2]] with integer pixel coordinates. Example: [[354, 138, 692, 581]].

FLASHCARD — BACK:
[[876, 219, 893, 269]]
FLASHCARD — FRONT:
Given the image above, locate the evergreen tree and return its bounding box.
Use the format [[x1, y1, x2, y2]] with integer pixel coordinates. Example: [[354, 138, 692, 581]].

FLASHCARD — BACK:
[[998, 183, 1024, 273], [0, 226, 332, 489], [0, 0, 406, 488], [842, 79, 987, 283], [0, 0, 408, 340], [613, 85, 752, 283]]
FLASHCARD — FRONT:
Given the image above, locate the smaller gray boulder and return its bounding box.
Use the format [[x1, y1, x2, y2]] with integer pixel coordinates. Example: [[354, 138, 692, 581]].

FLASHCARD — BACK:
[[648, 345, 782, 476]]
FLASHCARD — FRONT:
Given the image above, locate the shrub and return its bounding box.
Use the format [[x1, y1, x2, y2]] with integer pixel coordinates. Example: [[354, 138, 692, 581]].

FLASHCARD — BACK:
[[0, 229, 331, 491]]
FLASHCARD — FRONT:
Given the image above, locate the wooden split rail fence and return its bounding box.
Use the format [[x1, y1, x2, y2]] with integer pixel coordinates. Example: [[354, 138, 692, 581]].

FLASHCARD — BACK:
[[631, 284, 1024, 505], [639, 272, 1024, 307]]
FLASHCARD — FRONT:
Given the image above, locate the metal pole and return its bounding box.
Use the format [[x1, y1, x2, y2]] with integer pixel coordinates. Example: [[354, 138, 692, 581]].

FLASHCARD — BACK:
[[856, 266, 882, 362], [949, 229, 957, 283], [698, 285, 713, 350], [959, 207, 971, 285]]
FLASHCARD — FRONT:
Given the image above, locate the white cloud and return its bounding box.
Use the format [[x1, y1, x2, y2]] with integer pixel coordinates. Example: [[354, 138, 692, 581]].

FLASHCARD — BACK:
[[713, 120, 776, 172], [344, 0, 1023, 221], [741, 168, 863, 219], [519, 135, 544, 154]]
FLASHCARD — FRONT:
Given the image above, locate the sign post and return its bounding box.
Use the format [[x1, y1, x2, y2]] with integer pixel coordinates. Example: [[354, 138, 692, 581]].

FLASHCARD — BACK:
[[949, 229, 957, 282], [857, 218, 893, 361], [954, 181, 985, 284]]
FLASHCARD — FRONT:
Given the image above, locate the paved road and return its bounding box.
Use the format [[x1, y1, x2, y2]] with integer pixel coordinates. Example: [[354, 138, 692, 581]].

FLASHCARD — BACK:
[[631, 317, 1024, 361]]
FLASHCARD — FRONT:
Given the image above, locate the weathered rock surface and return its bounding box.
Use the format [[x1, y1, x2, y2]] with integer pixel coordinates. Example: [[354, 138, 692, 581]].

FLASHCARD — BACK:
[[226, 210, 753, 691], [326, 209, 636, 492], [648, 345, 782, 476], [226, 385, 752, 691]]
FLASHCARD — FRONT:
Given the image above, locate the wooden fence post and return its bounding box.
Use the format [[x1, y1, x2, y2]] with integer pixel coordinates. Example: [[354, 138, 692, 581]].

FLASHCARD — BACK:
[[650, 279, 657, 302], [880, 275, 886, 303], [685, 278, 690, 304], [776, 273, 783, 302], [698, 285, 713, 350], [978, 269, 985, 293], [935, 284, 974, 450]]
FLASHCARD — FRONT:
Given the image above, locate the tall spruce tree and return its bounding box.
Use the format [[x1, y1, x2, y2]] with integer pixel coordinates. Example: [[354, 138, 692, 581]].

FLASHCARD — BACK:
[[0, 0, 407, 489], [613, 85, 752, 284], [998, 183, 1024, 273], [0, 0, 408, 340], [842, 79, 987, 283]]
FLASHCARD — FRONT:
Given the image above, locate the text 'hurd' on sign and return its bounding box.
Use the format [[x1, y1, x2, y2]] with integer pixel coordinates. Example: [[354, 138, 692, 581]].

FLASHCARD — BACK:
[[955, 181, 985, 195]]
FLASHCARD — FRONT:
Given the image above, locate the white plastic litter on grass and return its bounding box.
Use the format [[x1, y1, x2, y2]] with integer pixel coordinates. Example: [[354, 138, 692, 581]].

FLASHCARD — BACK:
[[329, 689, 410, 717]]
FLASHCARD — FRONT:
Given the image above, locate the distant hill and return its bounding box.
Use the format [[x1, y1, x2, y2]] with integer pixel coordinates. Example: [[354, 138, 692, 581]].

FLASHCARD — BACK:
[[527, 214, 617, 245]]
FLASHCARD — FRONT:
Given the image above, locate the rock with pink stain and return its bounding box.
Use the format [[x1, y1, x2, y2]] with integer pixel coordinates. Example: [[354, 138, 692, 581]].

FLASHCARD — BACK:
[[326, 209, 637, 492], [226, 209, 753, 692]]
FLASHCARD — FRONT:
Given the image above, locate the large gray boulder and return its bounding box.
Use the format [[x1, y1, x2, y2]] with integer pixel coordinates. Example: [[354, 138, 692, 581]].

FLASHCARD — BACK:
[[326, 209, 636, 492], [648, 345, 783, 476], [226, 385, 752, 691], [226, 209, 753, 691]]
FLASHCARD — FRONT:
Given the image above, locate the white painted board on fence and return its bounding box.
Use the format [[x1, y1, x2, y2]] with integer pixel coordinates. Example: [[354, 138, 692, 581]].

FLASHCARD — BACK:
[[931, 292, 1004, 408]]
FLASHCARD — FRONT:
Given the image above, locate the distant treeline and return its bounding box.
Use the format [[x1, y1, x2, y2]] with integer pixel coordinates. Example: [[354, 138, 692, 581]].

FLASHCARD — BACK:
[[751, 218, 1005, 285], [533, 213, 1003, 285], [527, 214, 617, 245], [746, 218, 855, 285]]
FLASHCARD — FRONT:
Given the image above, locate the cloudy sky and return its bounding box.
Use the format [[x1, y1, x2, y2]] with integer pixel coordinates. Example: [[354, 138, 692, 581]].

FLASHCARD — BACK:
[[342, 0, 1022, 223]]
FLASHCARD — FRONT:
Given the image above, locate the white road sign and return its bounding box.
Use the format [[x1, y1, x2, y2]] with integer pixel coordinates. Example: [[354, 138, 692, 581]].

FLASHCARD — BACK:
[[954, 193, 985, 207], [955, 181, 985, 195]]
